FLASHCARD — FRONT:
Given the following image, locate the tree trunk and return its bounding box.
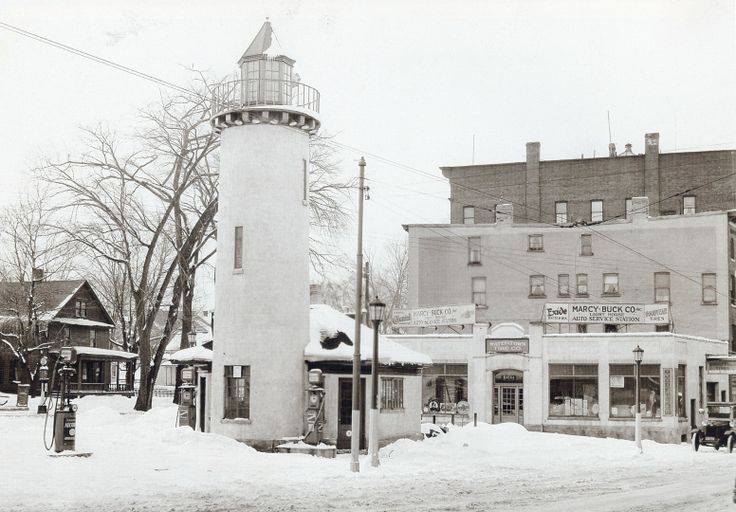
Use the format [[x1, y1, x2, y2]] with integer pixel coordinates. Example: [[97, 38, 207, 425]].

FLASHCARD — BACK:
[[173, 265, 196, 405]]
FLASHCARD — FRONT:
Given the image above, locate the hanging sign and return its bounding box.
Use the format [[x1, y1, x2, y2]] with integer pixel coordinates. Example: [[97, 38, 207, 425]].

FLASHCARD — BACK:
[[544, 303, 669, 324], [392, 304, 476, 327]]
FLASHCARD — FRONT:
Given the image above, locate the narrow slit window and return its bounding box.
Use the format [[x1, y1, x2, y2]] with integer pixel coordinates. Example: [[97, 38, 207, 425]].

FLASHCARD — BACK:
[[234, 226, 244, 270], [302, 159, 308, 203]]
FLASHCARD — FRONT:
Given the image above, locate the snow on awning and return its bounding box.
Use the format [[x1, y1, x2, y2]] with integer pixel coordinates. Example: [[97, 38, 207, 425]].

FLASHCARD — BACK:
[[169, 345, 212, 365], [54, 317, 115, 328], [306, 304, 431, 366], [72, 346, 137, 361]]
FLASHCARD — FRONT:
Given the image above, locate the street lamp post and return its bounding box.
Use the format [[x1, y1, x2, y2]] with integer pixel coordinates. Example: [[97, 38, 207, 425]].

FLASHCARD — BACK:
[[633, 344, 644, 453], [368, 297, 386, 468]]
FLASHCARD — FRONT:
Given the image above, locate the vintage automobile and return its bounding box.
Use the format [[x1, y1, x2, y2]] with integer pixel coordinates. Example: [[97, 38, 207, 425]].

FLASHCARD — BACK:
[[691, 402, 736, 452]]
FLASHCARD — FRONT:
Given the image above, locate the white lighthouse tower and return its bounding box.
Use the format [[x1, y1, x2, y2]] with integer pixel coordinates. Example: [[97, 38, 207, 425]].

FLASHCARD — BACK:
[[210, 21, 320, 447]]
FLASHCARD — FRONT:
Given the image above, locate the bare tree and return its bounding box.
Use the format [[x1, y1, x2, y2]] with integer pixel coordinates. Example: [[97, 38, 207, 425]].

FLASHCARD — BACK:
[[369, 240, 409, 333], [40, 75, 218, 411], [0, 186, 75, 392]]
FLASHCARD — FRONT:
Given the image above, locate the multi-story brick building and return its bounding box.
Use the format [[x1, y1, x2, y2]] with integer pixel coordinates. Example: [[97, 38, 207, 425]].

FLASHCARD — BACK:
[[443, 133, 736, 225], [397, 200, 734, 441], [407, 201, 733, 341]]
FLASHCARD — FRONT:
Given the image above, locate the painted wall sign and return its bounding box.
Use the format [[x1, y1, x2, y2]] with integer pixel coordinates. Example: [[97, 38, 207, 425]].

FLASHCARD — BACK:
[[393, 304, 476, 327], [706, 358, 736, 374], [486, 338, 529, 354], [544, 303, 669, 324]]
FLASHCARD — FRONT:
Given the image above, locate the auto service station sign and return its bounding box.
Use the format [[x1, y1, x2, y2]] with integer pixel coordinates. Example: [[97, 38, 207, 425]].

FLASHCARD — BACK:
[[544, 303, 669, 324], [392, 304, 476, 327]]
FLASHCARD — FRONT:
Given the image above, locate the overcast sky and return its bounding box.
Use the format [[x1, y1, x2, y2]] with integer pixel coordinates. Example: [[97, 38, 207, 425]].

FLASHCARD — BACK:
[[1, 0, 735, 299]]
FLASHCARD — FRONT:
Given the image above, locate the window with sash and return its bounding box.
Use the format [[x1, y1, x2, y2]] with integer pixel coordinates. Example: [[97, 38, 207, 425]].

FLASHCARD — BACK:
[[224, 365, 250, 419], [576, 273, 588, 296], [590, 200, 603, 222], [602, 273, 619, 295], [381, 377, 404, 411], [468, 237, 481, 265], [555, 201, 568, 224], [463, 206, 475, 225], [702, 273, 716, 304], [558, 274, 570, 296], [472, 277, 486, 306], [683, 195, 696, 215], [529, 275, 545, 297], [654, 272, 670, 303], [580, 234, 593, 256], [528, 234, 544, 251]]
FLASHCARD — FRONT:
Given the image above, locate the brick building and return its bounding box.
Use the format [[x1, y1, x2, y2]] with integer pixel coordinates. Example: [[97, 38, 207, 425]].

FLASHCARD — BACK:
[[406, 201, 732, 341], [443, 133, 736, 225]]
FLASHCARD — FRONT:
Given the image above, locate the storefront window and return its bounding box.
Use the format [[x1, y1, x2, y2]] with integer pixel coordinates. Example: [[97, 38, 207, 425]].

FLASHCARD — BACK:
[[549, 364, 599, 417], [609, 364, 661, 419], [422, 363, 468, 414], [677, 365, 686, 418]]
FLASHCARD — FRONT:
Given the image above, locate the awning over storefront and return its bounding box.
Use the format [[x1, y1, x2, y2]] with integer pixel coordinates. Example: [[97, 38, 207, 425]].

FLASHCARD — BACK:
[[72, 346, 138, 361]]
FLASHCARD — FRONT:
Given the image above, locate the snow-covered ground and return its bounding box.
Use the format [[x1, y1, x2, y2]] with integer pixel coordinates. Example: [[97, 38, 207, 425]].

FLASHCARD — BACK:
[[1, 395, 734, 511]]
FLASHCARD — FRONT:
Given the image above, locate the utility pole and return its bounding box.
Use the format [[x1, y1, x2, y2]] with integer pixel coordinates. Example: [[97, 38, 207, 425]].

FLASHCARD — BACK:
[[350, 156, 366, 473], [364, 261, 371, 327]]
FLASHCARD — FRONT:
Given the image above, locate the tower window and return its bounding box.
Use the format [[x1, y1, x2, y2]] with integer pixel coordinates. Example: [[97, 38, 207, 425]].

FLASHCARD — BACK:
[[234, 226, 244, 270], [302, 159, 308, 203]]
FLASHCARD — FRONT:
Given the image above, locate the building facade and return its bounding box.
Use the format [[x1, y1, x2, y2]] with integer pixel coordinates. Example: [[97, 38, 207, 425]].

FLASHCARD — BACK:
[[396, 198, 736, 442], [391, 323, 729, 443], [443, 133, 736, 225]]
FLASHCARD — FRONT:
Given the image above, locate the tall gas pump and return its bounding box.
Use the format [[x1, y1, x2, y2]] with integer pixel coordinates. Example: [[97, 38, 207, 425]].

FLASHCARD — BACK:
[[304, 369, 325, 445], [53, 347, 78, 453], [177, 366, 197, 429], [37, 355, 49, 414]]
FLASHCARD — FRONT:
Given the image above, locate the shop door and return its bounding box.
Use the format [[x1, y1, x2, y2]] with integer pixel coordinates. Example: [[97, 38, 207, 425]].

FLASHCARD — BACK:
[[494, 385, 523, 423], [337, 377, 365, 450], [199, 376, 207, 432]]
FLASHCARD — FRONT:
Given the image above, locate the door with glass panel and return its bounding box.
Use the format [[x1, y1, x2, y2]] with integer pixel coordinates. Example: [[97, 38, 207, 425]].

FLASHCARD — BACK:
[[492, 370, 524, 424]]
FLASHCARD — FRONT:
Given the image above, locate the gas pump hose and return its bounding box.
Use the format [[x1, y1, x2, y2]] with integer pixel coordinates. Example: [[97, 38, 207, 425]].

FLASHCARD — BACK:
[[42, 359, 62, 451]]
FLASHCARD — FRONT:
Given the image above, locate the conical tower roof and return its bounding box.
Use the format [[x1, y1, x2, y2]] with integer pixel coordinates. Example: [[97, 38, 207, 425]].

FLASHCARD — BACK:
[[238, 20, 286, 64]]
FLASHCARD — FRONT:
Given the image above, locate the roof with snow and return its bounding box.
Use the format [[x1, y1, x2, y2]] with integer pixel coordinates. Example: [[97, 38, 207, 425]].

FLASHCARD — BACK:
[[306, 304, 432, 366], [72, 346, 137, 361], [55, 317, 114, 328], [238, 20, 288, 63], [169, 345, 213, 365]]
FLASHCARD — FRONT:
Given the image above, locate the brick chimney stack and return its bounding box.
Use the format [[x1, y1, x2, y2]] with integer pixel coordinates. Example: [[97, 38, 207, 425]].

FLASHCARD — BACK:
[[644, 133, 660, 215], [525, 142, 541, 223]]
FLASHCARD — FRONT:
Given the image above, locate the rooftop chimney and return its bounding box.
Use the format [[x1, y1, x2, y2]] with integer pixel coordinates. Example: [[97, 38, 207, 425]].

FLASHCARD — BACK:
[[608, 143, 617, 157]]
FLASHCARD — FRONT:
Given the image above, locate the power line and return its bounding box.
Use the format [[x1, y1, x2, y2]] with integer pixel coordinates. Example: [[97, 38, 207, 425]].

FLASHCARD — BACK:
[[0, 21, 194, 96], [3, 21, 732, 299]]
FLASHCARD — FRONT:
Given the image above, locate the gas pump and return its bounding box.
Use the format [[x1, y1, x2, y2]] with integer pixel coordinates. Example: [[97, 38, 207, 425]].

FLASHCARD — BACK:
[[304, 369, 325, 445], [53, 347, 77, 453], [37, 355, 49, 415], [177, 366, 197, 429]]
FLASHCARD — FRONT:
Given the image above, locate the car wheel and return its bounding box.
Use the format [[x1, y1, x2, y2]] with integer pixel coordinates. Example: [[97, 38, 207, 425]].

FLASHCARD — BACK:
[[729, 434, 735, 453], [692, 432, 701, 452]]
